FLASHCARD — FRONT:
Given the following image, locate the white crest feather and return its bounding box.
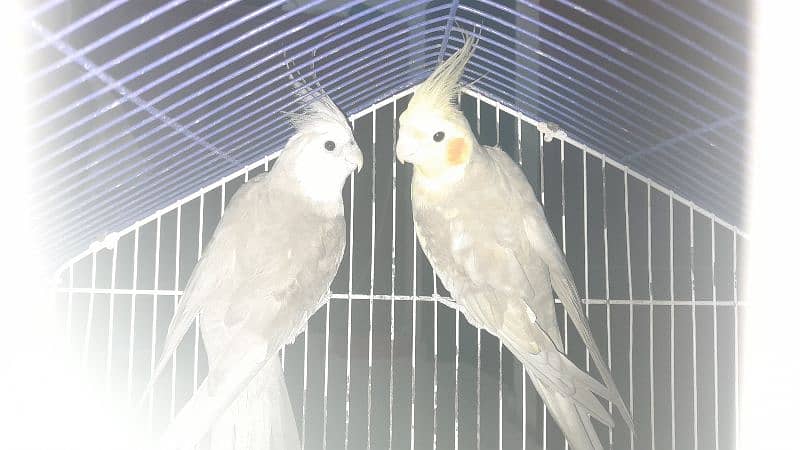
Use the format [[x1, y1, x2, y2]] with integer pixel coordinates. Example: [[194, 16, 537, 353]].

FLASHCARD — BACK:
[[407, 33, 477, 117], [284, 69, 350, 133]]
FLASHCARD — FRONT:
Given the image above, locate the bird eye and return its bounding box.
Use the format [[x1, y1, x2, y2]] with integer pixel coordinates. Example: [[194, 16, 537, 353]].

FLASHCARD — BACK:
[[324, 140, 336, 151], [433, 131, 445, 142]]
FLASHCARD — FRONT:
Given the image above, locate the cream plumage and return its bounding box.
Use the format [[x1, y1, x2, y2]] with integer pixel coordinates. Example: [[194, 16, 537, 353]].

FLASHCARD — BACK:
[[396, 35, 634, 449]]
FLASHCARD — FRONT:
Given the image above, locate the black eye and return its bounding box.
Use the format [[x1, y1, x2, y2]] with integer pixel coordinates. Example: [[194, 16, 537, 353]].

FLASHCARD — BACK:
[[433, 131, 445, 142], [324, 140, 336, 151]]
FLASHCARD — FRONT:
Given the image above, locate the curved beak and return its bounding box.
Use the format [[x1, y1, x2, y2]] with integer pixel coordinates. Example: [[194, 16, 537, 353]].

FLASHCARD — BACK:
[[346, 146, 364, 173], [395, 138, 416, 164]]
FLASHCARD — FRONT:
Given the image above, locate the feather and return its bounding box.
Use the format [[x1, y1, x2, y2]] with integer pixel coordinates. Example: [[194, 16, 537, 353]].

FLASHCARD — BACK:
[[406, 32, 477, 118], [402, 36, 633, 449], [488, 147, 636, 433], [283, 60, 350, 134], [140, 76, 359, 449]]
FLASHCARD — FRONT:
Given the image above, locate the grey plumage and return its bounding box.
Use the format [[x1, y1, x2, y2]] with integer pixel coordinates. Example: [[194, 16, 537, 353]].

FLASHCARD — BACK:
[[142, 86, 362, 450]]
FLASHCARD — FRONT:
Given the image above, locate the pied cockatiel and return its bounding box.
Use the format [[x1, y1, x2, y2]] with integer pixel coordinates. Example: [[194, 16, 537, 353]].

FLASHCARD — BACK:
[[395, 36, 634, 449], [140, 82, 363, 450]]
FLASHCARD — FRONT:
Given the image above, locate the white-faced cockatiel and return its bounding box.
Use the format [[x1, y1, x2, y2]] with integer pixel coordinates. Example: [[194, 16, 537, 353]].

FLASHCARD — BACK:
[[395, 36, 634, 449], [140, 82, 363, 450]]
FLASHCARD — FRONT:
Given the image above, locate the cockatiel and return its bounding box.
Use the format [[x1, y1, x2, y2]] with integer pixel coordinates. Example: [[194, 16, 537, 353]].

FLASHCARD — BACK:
[[140, 83, 363, 450], [395, 36, 634, 449]]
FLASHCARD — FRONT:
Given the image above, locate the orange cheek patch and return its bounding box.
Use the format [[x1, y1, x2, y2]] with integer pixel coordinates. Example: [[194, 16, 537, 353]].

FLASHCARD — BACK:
[[446, 138, 468, 165]]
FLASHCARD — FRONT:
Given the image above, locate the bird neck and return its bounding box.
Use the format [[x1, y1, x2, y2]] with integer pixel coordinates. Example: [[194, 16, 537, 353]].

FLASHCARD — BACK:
[[270, 161, 345, 218]]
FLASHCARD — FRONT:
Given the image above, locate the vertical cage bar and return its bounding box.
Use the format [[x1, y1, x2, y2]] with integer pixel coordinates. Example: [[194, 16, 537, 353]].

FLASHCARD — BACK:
[[345, 120, 356, 450], [66, 265, 74, 346], [389, 108, 396, 449], [220, 184, 226, 211], [322, 120, 332, 448], [193, 195, 204, 392], [454, 92, 459, 450], [690, 209, 698, 450], [624, 169, 634, 450], [302, 320, 309, 449], [432, 283, 438, 450], [711, 217, 719, 450], [368, 110, 377, 447], [733, 236, 739, 448], [171, 207, 181, 418], [127, 227, 141, 404], [560, 138, 568, 450], [105, 245, 119, 397], [495, 103, 500, 145], [455, 299, 460, 450], [497, 106, 504, 450], [647, 185, 655, 450], [602, 155, 613, 444], [582, 149, 590, 384], [669, 197, 676, 450], [519, 115, 528, 450], [323, 300, 331, 449], [398, 97, 415, 450], [81, 252, 97, 369], [560, 139, 567, 342], [476, 98, 482, 450], [148, 216, 162, 427], [515, 115, 528, 450], [540, 131, 547, 450], [422, 104, 433, 449], [519, 114, 528, 450]]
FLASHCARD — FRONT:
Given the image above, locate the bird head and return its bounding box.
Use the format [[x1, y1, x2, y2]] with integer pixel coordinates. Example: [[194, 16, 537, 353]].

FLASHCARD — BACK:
[[396, 35, 477, 182], [277, 83, 363, 203]]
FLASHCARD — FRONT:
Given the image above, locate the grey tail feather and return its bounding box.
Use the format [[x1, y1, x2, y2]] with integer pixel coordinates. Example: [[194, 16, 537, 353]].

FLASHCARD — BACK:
[[535, 379, 605, 450], [518, 350, 612, 450], [551, 273, 637, 435], [203, 358, 300, 450]]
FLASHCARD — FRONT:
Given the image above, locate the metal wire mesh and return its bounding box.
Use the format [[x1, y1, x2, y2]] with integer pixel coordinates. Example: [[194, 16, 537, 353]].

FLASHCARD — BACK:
[[25, 0, 750, 268], [54, 91, 744, 450]]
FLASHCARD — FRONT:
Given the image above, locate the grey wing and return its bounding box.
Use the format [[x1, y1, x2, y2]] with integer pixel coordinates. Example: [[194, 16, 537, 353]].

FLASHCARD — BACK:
[[158, 196, 346, 450], [487, 147, 635, 430], [140, 174, 273, 403], [201, 210, 346, 361]]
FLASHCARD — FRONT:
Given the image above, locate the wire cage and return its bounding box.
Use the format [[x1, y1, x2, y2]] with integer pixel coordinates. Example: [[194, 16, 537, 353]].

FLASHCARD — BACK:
[[28, 1, 748, 450]]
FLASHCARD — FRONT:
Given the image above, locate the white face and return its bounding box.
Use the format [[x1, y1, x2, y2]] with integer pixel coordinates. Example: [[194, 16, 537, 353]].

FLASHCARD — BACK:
[[395, 109, 473, 178], [289, 122, 363, 201]]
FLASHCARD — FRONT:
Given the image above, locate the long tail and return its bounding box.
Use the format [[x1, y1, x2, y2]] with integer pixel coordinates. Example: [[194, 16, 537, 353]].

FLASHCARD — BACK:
[[548, 269, 635, 433], [514, 345, 615, 450], [205, 357, 301, 450], [531, 376, 606, 450], [155, 356, 299, 450]]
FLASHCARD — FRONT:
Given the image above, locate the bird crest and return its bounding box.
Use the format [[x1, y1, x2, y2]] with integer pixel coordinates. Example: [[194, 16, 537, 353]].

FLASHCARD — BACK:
[[406, 33, 478, 119], [283, 58, 350, 134]]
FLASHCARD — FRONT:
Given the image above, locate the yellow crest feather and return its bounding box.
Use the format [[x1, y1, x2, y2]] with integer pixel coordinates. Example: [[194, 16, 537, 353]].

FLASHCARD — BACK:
[[407, 34, 477, 117]]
